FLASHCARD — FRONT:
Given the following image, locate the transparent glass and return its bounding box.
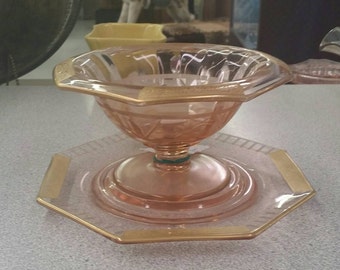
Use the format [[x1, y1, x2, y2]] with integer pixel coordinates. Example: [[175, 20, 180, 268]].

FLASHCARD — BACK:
[[320, 26, 340, 56], [290, 59, 340, 84], [290, 27, 340, 84], [53, 43, 292, 225], [37, 133, 315, 243]]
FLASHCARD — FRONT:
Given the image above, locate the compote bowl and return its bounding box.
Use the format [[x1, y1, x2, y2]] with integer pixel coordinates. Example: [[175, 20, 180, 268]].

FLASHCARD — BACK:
[[53, 43, 292, 225]]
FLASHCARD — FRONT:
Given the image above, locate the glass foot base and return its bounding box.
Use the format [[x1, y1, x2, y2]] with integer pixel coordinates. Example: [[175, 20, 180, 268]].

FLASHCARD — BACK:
[[93, 152, 256, 224], [37, 132, 315, 244]]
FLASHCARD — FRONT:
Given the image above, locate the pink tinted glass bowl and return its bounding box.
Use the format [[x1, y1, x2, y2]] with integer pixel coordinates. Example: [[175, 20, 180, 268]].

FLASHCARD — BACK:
[[53, 43, 292, 224]]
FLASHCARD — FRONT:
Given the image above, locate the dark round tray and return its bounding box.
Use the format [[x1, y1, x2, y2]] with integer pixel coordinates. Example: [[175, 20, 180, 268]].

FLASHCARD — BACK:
[[0, 0, 82, 85]]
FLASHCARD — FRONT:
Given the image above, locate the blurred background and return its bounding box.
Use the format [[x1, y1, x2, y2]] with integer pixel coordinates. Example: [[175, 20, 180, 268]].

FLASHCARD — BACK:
[[1, 0, 339, 85]]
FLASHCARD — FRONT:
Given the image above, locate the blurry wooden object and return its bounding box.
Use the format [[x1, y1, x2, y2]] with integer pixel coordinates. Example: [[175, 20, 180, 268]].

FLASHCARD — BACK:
[[202, 0, 230, 20], [163, 19, 229, 44]]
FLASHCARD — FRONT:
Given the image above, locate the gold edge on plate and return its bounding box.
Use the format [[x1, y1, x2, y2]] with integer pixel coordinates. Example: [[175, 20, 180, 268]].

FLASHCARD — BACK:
[[37, 154, 71, 199], [249, 191, 316, 238], [36, 196, 254, 244], [36, 153, 121, 242], [269, 150, 315, 194], [118, 225, 254, 244], [246, 149, 316, 237], [36, 198, 122, 243]]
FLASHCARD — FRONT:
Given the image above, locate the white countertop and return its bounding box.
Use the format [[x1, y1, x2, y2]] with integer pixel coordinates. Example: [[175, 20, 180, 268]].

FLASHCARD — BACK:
[[0, 84, 339, 270]]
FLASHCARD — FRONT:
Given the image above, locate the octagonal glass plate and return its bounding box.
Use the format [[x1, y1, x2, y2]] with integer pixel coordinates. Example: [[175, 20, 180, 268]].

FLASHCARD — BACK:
[[37, 132, 315, 244]]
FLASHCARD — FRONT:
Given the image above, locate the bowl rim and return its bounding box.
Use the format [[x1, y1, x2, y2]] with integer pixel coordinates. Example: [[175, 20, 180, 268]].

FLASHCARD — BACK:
[[54, 43, 292, 105]]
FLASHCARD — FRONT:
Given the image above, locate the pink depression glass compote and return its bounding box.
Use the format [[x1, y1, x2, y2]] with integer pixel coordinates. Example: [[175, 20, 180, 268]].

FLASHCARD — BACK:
[[54, 43, 292, 224]]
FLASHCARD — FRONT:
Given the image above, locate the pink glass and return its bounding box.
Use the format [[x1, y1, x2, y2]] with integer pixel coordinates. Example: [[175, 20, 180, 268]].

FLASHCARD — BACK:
[[53, 43, 292, 224]]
